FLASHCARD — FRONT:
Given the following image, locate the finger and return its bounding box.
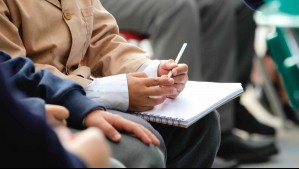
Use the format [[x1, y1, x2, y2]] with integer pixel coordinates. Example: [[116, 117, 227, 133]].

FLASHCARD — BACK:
[[145, 86, 178, 97], [160, 60, 177, 71], [55, 127, 75, 147], [131, 125, 153, 145], [62, 120, 68, 127], [106, 113, 160, 146], [130, 72, 148, 78], [139, 106, 155, 112], [167, 94, 179, 99], [136, 125, 161, 146], [144, 77, 174, 87], [167, 84, 185, 99], [110, 117, 153, 145], [141, 127, 160, 146], [45, 110, 67, 127], [129, 105, 154, 112], [145, 97, 167, 107], [173, 83, 186, 93], [50, 118, 67, 127], [173, 74, 188, 84], [45, 105, 70, 121], [161, 75, 169, 79], [96, 117, 122, 142], [172, 64, 188, 77]]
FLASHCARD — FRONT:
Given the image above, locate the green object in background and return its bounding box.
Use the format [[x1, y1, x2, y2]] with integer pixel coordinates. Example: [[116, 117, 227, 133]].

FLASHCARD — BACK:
[[265, 0, 299, 15], [254, 0, 299, 110], [255, 0, 299, 27], [267, 28, 299, 110]]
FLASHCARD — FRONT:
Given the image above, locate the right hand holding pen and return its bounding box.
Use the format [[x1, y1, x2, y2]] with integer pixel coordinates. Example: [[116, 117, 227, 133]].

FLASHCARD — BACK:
[[127, 72, 178, 112]]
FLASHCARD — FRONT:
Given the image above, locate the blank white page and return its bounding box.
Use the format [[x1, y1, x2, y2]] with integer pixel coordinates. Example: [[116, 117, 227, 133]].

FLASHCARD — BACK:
[[139, 81, 243, 128]]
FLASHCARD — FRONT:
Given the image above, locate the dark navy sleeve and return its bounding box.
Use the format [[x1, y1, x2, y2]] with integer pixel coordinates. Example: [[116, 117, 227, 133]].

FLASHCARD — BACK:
[[0, 52, 106, 129], [0, 58, 87, 168]]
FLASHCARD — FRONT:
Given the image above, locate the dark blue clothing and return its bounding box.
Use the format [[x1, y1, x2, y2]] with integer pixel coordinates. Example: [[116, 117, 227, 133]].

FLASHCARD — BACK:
[[244, 0, 264, 10], [0, 53, 88, 167], [0, 51, 106, 129]]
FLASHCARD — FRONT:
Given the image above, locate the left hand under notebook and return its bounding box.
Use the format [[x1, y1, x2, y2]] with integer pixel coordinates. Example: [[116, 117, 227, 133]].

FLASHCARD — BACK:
[[134, 81, 244, 128]]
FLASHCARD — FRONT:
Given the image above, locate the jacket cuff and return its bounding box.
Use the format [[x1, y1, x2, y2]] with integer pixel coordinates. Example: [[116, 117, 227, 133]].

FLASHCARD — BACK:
[[60, 90, 106, 130]]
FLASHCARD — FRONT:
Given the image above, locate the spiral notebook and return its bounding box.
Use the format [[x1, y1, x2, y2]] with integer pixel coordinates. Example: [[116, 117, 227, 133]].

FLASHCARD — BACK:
[[135, 81, 244, 128]]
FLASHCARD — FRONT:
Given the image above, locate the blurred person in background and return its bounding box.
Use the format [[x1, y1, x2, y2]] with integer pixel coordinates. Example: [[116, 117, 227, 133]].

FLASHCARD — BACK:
[[101, 0, 279, 167]]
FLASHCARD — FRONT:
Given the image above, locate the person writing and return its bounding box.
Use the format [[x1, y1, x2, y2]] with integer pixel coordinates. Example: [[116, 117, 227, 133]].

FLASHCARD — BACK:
[[0, 0, 220, 167]]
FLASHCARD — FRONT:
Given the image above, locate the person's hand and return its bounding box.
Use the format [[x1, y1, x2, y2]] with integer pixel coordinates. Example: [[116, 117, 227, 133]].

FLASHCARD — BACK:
[[127, 72, 178, 112], [158, 60, 189, 99], [84, 110, 160, 146], [45, 105, 69, 127], [56, 127, 110, 168]]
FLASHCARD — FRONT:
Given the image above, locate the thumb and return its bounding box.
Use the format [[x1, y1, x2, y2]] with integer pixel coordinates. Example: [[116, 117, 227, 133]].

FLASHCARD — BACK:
[[45, 105, 70, 121]]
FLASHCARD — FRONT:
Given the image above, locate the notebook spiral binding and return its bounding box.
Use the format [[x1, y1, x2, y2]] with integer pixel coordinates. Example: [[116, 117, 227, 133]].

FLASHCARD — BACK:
[[136, 113, 184, 127]]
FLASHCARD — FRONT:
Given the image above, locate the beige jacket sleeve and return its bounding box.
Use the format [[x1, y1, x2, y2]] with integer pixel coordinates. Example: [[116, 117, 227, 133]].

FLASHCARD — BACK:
[[84, 1, 151, 78], [0, 0, 26, 57], [0, 0, 92, 87]]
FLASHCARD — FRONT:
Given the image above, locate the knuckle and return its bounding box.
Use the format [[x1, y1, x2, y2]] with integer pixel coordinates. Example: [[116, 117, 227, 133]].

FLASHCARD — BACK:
[[113, 114, 121, 118], [133, 124, 142, 131], [107, 126, 116, 133], [136, 124, 143, 128], [153, 78, 160, 85], [141, 72, 147, 77], [113, 115, 124, 121], [170, 88, 177, 94], [176, 76, 183, 82]]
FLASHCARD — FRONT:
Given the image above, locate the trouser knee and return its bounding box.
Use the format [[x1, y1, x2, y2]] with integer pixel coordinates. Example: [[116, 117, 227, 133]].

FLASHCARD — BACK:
[[109, 135, 165, 168]]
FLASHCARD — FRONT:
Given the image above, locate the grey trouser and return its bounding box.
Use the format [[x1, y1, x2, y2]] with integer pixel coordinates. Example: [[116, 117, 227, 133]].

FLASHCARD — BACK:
[[108, 135, 165, 168], [110, 159, 126, 168], [101, 0, 255, 132], [108, 109, 221, 168], [107, 110, 166, 168]]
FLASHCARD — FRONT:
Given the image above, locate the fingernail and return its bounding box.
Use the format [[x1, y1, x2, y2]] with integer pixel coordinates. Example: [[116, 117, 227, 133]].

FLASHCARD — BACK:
[[113, 134, 121, 141], [154, 138, 160, 145], [168, 78, 174, 84], [172, 70, 177, 76], [170, 63, 177, 67]]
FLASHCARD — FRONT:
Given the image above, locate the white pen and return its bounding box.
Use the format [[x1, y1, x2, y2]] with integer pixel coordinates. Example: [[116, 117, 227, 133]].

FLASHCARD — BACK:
[[168, 43, 188, 78]]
